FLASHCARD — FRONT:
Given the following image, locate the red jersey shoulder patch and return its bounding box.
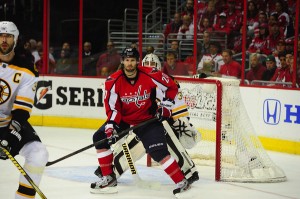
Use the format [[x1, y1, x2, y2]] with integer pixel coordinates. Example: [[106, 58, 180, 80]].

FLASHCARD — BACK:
[[138, 66, 159, 74]]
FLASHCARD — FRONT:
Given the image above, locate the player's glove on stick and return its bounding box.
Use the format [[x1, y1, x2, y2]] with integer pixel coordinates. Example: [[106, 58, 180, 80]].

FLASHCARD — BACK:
[[0, 128, 22, 160], [156, 98, 174, 122], [105, 122, 119, 145]]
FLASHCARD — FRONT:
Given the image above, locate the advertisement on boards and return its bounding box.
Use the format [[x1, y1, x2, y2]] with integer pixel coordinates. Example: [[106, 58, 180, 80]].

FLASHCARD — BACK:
[[33, 76, 106, 119], [240, 87, 300, 141]]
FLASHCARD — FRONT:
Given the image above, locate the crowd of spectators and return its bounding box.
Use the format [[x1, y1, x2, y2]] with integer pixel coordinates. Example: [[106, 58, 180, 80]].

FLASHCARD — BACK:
[[23, 0, 299, 87], [160, 0, 299, 86]]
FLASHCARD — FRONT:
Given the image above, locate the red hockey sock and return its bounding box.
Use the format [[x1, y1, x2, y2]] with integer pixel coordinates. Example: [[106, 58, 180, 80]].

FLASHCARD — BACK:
[[97, 150, 113, 176], [162, 157, 185, 184]]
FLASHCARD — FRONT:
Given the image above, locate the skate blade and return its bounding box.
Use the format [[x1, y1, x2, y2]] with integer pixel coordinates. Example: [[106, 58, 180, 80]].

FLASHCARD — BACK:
[[90, 186, 117, 194]]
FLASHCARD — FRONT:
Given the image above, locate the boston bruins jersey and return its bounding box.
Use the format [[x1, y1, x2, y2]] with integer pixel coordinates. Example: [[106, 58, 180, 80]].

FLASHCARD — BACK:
[[0, 62, 38, 128], [156, 77, 189, 121], [156, 86, 189, 121]]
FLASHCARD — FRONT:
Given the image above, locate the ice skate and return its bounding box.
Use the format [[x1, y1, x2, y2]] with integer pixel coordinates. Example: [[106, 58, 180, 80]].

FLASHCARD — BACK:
[[187, 171, 199, 184], [173, 178, 191, 197], [90, 173, 117, 194]]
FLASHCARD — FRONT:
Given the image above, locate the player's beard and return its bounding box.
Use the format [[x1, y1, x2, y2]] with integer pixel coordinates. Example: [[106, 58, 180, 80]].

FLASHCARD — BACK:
[[124, 65, 137, 77], [0, 42, 14, 56]]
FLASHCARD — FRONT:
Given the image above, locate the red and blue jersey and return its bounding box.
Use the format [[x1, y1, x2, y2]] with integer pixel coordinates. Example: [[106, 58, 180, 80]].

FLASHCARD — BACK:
[[104, 66, 178, 125]]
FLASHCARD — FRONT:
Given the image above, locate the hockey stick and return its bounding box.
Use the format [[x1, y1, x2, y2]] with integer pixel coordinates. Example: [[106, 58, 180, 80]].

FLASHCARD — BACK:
[[46, 117, 157, 166], [121, 140, 161, 190], [0, 147, 47, 199]]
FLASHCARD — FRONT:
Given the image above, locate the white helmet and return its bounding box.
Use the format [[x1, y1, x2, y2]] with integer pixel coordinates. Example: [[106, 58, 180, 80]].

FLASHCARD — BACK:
[[0, 21, 19, 51], [142, 53, 162, 70]]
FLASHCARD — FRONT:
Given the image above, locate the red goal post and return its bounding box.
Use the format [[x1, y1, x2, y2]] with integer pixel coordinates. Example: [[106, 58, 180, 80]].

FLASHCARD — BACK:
[[176, 77, 223, 181], [148, 77, 287, 183]]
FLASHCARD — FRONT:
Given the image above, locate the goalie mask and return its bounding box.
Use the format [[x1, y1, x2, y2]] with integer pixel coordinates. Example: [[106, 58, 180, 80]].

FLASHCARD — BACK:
[[142, 53, 162, 70], [0, 21, 19, 55]]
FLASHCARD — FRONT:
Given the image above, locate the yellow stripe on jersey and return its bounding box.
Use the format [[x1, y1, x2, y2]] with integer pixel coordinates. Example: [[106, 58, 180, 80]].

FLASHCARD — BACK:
[[8, 65, 35, 77], [172, 112, 189, 120], [13, 104, 32, 113], [16, 96, 34, 104], [14, 96, 34, 113], [19, 182, 34, 189], [172, 104, 188, 113], [172, 104, 189, 120], [0, 115, 12, 121], [0, 115, 11, 128], [0, 121, 10, 128]]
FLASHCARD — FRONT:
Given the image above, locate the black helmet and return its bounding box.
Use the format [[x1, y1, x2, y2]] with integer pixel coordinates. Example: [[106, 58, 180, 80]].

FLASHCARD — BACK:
[[122, 47, 140, 60]]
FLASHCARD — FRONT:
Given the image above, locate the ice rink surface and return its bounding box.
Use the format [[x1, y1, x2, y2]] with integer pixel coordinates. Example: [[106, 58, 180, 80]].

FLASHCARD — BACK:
[[1, 126, 300, 199]]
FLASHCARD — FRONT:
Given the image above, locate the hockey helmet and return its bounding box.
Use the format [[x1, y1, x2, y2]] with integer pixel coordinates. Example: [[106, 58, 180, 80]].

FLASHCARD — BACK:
[[122, 47, 140, 60], [142, 53, 162, 70], [0, 21, 19, 49]]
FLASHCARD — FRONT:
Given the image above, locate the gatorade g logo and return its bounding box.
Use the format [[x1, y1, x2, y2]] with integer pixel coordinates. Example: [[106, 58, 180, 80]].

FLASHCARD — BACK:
[[263, 99, 281, 125], [35, 80, 52, 110]]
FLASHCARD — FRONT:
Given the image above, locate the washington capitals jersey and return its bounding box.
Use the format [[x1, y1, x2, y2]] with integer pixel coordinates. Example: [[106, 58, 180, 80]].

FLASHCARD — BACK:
[[0, 62, 38, 128], [104, 66, 178, 125]]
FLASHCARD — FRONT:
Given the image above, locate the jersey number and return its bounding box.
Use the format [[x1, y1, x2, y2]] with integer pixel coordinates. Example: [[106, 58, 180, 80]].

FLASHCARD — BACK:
[[162, 73, 169, 83]]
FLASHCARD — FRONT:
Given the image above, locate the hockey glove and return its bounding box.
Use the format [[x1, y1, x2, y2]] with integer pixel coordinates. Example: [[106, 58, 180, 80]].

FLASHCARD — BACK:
[[105, 122, 119, 145], [172, 117, 200, 149], [0, 128, 22, 160], [10, 120, 22, 132], [156, 98, 174, 122]]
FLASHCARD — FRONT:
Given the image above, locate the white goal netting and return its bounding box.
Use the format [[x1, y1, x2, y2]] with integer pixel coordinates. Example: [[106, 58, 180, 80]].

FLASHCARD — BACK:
[[178, 77, 287, 182]]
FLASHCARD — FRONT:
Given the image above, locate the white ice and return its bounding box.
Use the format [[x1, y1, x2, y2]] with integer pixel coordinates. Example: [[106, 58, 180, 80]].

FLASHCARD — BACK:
[[1, 126, 300, 199]]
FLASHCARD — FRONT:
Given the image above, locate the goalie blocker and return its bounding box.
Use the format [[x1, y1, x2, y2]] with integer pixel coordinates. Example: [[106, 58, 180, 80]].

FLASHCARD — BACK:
[[94, 117, 200, 184]]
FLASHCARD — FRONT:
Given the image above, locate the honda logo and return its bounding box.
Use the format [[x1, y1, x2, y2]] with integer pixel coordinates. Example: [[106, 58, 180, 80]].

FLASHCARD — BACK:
[[263, 99, 281, 125]]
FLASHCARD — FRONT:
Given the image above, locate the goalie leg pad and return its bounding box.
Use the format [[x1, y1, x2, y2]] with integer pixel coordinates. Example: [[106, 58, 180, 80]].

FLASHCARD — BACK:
[[166, 134, 197, 181], [163, 121, 198, 182], [113, 134, 146, 178], [95, 134, 146, 179]]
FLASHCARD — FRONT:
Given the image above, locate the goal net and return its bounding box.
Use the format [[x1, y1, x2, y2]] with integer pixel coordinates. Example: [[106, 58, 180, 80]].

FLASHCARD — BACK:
[[174, 77, 286, 182]]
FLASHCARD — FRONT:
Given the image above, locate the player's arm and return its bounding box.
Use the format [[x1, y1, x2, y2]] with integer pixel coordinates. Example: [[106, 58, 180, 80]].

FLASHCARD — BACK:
[[150, 71, 178, 121], [104, 76, 122, 125], [0, 71, 37, 159], [152, 71, 178, 101], [102, 76, 124, 144], [11, 70, 38, 130]]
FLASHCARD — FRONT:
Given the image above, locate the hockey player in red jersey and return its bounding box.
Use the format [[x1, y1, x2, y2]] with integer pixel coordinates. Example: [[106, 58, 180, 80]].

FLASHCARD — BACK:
[[90, 48, 191, 196], [92, 51, 201, 188], [0, 21, 49, 199]]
